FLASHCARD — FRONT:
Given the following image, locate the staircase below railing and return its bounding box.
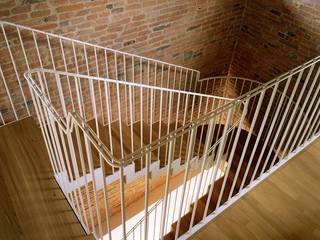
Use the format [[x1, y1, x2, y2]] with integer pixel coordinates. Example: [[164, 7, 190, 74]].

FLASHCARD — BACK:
[[24, 55, 320, 240]]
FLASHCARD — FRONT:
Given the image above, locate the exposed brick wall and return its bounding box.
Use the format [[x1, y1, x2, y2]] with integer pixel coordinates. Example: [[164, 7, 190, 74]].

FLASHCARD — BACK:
[[229, 0, 320, 83], [0, 0, 245, 124], [0, 0, 244, 76]]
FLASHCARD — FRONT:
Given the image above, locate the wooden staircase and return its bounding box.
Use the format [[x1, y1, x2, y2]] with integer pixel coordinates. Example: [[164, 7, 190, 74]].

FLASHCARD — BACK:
[[65, 119, 206, 180], [163, 125, 280, 239]]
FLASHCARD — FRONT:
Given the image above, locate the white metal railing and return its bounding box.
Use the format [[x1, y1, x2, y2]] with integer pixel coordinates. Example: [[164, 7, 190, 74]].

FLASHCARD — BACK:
[[0, 21, 199, 126], [24, 67, 232, 239], [3, 20, 320, 240], [24, 54, 320, 240]]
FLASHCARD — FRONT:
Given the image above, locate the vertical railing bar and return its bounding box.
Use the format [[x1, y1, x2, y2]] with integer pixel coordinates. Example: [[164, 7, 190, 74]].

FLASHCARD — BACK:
[[174, 127, 197, 240], [116, 81, 125, 158], [119, 164, 127, 240], [165, 91, 173, 165], [55, 73, 68, 117], [202, 108, 233, 219], [158, 64, 164, 161], [123, 55, 133, 153], [94, 47, 104, 126], [146, 60, 150, 124], [123, 55, 128, 125], [237, 90, 266, 191], [132, 56, 136, 123], [83, 44, 92, 119], [164, 66, 170, 123], [59, 38, 75, 112], [144, 151, 151, 240], [89, 75, 106, 239], [72, 41, 86, 119], [32, 31, 51, 101], [100, 154, 113, 240], [262, 90, 281, 140], [189, 117, 216, 229], [75, 125, 96, 233], [140, 58, 144, 168], [200, 115, 218, 197], [104, 50, 114, 172], [179, 94, 190, 159], [149, 88, 154, 145], [84, 134, 103, 238], [114, 53, 125, 158], [159, 139, 174, 240]]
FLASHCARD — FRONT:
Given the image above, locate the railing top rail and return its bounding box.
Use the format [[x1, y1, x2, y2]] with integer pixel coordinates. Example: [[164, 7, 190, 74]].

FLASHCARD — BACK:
[[26, 68, 233, 101], [0, 21, 199, 74]]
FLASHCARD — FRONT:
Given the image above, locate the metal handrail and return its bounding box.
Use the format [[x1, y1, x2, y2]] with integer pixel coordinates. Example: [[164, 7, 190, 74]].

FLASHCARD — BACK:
[[24, 70, 120, 168], [24, 68, 234, 167]]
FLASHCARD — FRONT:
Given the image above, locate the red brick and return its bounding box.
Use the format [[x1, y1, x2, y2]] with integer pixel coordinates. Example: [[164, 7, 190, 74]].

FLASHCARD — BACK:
[[11, 4, 31, 14], [31, 10, 51, 18], [56, 3, 84, 13]]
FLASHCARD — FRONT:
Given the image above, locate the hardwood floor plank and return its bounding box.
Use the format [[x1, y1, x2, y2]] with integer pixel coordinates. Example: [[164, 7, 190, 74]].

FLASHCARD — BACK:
[[191, 139, 320, 240], [0, 117, 94, 240]]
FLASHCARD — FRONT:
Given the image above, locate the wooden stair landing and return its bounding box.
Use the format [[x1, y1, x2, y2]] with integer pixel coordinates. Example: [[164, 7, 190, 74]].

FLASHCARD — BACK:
[[0, 117, 93, 240]]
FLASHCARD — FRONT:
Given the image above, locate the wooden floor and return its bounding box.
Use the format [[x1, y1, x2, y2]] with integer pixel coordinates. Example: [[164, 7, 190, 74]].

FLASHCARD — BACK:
[[0, 118, 94, 240], [191, 138, 320, 240]]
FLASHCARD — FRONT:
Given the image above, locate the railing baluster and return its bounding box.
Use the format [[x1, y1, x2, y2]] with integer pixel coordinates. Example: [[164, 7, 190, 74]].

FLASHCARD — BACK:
[[237, 90, 265, 191], [189, 117, 216, 229], [159, 139, 175, 239], [174, 127, 197, 240]]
